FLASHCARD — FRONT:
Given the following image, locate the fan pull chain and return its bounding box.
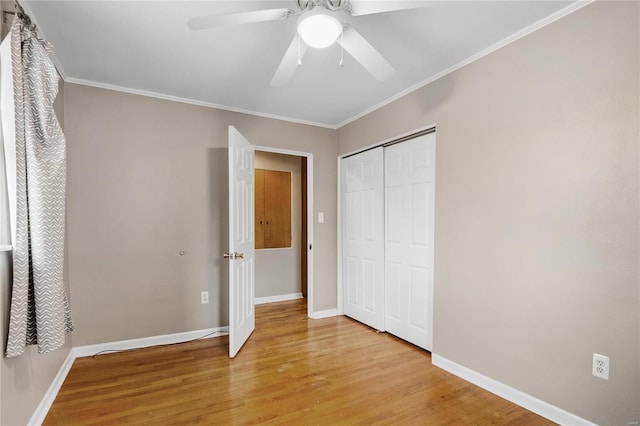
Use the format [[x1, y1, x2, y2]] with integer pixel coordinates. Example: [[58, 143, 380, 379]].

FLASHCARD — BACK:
[[297, 37, 302, 66], [339, 30, 344, 67]]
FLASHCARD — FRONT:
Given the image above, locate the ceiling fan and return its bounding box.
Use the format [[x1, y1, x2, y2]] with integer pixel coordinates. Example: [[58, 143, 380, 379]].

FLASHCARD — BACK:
[[187, 0, 432, 86]]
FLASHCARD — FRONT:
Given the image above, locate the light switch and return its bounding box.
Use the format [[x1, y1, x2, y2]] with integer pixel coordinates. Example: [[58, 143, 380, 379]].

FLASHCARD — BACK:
[[318, 212, 324, 223]]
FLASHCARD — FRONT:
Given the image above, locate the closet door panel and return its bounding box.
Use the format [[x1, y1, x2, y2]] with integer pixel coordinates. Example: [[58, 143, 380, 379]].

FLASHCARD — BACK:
[[385, 261, 402, 322], [346, 256, 360, 305], [363, 259, 377, 311], [409, 266, 429, 330], [341, 148, 385, 331], [384, 134, 435, 351], [384, 146, 404, 338]]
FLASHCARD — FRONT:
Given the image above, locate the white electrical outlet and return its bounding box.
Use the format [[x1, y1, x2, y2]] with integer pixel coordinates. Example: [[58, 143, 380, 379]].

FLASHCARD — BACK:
[[200, 291, 209, 304], [592, 353, 609, 380]]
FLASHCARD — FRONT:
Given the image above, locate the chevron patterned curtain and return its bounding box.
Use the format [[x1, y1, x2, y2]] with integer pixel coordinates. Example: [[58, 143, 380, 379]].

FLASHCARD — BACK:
[[5, 9, 73, 357]]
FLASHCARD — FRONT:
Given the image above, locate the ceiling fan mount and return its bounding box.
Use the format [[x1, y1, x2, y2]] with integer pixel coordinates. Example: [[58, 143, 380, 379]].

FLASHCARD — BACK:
[[187, 1, 434, 86], [295, 0, 352, 15]]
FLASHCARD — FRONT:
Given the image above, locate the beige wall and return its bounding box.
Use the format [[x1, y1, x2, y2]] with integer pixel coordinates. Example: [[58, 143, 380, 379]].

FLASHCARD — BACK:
[[0, 63, 73, 425], [254, 151, 302, 299], [63, 83, 337, 346], [338, 2, 639, 424]]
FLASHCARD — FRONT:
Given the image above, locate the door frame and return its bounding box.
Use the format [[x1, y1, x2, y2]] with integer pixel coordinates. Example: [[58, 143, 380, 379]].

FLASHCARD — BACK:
[[254, 145, 314, 319], [337, 123, 436, 317]]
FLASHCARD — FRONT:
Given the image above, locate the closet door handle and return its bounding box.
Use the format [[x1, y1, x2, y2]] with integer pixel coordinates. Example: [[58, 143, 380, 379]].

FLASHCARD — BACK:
[[234, 252, 244, 259]]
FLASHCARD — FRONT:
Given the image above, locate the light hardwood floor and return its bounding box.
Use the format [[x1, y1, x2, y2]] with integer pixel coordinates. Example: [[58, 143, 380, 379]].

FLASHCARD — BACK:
[[44, 300, 554, 425]]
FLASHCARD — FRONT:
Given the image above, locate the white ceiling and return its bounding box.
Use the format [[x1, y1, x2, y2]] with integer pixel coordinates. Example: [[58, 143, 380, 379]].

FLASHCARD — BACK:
[[23, 0, 578, 128]]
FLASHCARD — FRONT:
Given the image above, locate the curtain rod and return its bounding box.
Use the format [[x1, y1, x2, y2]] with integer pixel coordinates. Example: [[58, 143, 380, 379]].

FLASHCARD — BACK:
[[3, 1, 32, 26], [2, 11, 15, 23]]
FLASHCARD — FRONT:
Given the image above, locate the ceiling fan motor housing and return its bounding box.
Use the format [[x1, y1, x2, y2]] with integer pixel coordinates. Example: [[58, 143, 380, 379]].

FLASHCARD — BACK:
[[297, 0, 350, 13]]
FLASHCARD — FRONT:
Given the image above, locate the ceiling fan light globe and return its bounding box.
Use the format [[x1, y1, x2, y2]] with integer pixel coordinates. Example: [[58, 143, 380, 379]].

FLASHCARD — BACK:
[[297, 13, 342, 49]]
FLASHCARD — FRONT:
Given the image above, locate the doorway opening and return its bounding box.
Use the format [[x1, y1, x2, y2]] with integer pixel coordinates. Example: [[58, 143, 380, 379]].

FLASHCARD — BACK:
[[254, 147, 313, 318]]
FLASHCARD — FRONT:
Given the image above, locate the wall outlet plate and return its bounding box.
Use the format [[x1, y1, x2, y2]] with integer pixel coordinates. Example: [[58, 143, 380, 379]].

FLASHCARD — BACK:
[[201, 291, 209, 304], [592, 353, 609, 380]]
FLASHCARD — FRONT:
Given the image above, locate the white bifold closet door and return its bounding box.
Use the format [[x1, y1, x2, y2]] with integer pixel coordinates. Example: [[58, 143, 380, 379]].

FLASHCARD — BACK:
[[384, 134, 435, 351], [341, 133, 435, 351], [341, 147, 385, 331]]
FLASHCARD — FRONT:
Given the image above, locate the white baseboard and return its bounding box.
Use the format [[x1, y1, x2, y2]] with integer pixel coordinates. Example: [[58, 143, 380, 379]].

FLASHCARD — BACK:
[[28, 349, 76, 426], [431, 354, 596, 426], [73, 326, 229, 358], [255, 293, 303, 305], [311, 308, 338, 319]]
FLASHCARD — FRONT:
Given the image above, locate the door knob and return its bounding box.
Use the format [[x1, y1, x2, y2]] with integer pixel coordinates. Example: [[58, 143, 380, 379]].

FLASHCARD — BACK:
[[223, 252, 232, 259], [234, 252, 244, 259]]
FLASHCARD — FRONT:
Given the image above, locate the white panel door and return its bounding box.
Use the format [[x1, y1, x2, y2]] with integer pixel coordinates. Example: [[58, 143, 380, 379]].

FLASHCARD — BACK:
[[341, 148, 385, 331], [384, 133, 435, 350], [228, 126, 255, 358]]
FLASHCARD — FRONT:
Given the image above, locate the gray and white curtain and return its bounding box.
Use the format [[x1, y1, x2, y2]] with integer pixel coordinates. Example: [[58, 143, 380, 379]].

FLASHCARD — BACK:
[[4, 9, 73, 357]]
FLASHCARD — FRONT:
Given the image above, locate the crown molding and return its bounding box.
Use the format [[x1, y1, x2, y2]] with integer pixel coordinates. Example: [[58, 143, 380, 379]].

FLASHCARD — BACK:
[[22, 0, 593, 131], [336, 0, 595, 128], [64, 77, 338, 129]]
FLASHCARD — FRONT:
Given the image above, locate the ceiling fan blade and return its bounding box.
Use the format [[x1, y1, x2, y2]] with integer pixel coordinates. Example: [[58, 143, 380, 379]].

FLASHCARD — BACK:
[[271, 35, 309, 87], [187, 8, 294, 31], [347, 0, 438, 16], [338, 26, 395, 82]]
